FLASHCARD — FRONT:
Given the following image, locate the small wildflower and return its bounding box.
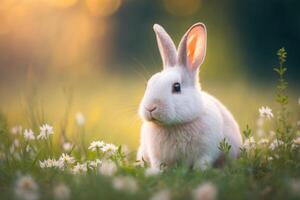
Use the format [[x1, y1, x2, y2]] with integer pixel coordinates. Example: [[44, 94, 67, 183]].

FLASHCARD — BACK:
[[39, 158, 64, 169], [75, 112, 85, 127], [24, 129, 35, 140], [145, 167, 160, 177], [88, 159, 102, 169], [59, 153, 75, 165], [72, 163, 87, 175], [37, 124, 54, 140], [98, 160, 117, 176], [102, 143, 118, 154], [88, 140, 105, 152], [293, 136, 300, 145], [259, 106, 274, 119], [112, 176, 138, 193], [53, 183, 71, 200], [63, 142, 72, 152], [243, 136, 256, 150], [258, 138, 269, 146], [267, 156, 273, 161], [15, 175, 39, 200], [11, 125, 22, 135], [26, 145, 31, 152], [192, 182, 217, 200], [269, 139, 284, 150], [149, 189, 171, 200]]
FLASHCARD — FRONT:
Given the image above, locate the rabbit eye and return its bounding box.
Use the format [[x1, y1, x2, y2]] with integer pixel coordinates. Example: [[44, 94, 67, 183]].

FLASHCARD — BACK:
[[172, 82, 181, 93]]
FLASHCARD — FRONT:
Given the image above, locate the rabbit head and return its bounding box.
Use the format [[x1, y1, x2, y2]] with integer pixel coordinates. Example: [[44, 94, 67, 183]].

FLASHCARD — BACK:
[[139, 23, 207, 125]]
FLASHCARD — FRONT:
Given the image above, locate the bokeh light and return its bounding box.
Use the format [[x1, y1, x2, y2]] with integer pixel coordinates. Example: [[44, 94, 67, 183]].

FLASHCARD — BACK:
[[43, 0, 78, 8], [163, 0, 201, 16], [85, 0, 122, 17]]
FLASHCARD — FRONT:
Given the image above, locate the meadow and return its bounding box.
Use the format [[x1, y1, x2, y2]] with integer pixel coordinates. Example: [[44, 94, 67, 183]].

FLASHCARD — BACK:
[[0, 48, 299, 200]]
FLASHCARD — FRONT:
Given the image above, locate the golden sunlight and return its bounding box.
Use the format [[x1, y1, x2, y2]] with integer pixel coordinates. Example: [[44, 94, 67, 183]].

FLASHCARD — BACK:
[[163, 0, 201, 16], [85, 0, 122, 17], [43, 0, 78, 8]]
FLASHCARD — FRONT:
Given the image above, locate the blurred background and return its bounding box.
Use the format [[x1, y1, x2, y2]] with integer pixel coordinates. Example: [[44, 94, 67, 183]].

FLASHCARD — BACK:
[[0, 0, 299, 149]]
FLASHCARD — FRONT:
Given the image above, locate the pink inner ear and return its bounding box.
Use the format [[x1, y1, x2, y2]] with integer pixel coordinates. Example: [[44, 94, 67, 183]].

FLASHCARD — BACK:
[[187, 26, 205, 70]]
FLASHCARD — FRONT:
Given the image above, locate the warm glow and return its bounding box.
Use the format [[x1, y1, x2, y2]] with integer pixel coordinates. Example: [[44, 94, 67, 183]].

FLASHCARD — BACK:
[[85, 0, 122, 17], [163, 0, 201, 16], [43, 0, 78, 8]]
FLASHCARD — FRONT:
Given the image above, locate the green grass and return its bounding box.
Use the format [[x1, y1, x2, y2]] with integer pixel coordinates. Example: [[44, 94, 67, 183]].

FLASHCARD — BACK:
[[0, 48, 299, 200]]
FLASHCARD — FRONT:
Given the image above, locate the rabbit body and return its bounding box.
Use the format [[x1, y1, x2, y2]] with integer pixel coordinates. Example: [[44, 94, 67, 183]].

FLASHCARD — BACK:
[[137, 23, 242, 169]]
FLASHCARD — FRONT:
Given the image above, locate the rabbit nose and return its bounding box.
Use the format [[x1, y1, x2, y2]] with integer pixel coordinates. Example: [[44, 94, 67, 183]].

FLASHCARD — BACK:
[[145, 105, 157, 112]]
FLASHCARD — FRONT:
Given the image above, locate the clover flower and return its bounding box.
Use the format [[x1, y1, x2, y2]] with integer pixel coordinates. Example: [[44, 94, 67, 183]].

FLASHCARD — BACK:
[[192, 182, 217, 200], [53, 183, 71, 200], [15, 175, 39, 200], [149, 189, 171, 200], [112, 176, 138, 193]]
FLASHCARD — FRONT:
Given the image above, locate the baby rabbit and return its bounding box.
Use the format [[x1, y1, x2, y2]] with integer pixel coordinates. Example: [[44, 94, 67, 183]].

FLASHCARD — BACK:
[[137, 23, 242, 170]]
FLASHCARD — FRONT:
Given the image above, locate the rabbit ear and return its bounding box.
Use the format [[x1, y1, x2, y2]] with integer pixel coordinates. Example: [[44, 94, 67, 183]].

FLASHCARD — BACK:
[[178, 23, 207, 72], [153, 24, 177, 68]]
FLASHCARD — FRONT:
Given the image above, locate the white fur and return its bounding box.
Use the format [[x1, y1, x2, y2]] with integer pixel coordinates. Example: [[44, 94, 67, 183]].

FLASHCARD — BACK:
[[137, 23, 242, 170]]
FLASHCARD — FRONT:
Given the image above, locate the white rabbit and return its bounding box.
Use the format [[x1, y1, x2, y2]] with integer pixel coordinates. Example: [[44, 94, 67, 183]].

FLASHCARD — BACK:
[[137, 23, 242, 170]]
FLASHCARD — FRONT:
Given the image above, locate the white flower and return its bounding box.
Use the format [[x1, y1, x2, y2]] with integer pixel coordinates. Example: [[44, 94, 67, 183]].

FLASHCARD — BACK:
[[72, 163, 87, 174], [258, 138, 269, 146], [88, 159, 102, 169], [11, 125, 22, 135], [98, 160, 117, 176], [39, 158, 64, 169], [37, 124, 54, 140], [243, 136, 256, 150], [15, 175, 39, 200], [267, 156, 273, 161], [24, 129, 35, 140], [59, 153, 75, 165], [102, 143, 118, 154], [149, 189, 171, 200], [112, 176, 138, 193], [75, 112, 85, 127], [192, 182, 217, 200], [88, 140, 105, 152], [269, 139, 284, 150], [259, 106, 274, 119], [26, 145, 32, 152], [63, 142, 72, 152], [53, 183, 71, 200], [297, 121, 300, 126], [293, 136, 300, 145], [145, 167, 161, 177]]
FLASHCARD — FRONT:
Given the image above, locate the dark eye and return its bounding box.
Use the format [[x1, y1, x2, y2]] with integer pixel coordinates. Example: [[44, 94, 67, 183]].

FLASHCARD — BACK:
[[172, 82, 181, 93]]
